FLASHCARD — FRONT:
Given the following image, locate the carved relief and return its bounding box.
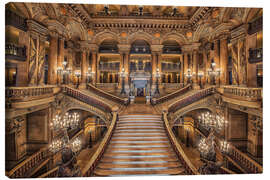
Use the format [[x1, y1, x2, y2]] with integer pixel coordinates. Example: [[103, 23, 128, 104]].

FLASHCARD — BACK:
[[239, 39, 247, 85], [229, 42, 239, 85], [37, 41, 45, 85], [28, 37, 37, 85]]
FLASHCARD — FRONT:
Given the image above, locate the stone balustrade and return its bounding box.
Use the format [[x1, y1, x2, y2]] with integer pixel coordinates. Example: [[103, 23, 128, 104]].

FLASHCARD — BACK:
[[38, 167, 59, 178], [163, 112, 199, 175], [222, 86, 262, 101], [152, 84, 191, 105], [7, 147, 49, 178], [6, 86, 56, 101]]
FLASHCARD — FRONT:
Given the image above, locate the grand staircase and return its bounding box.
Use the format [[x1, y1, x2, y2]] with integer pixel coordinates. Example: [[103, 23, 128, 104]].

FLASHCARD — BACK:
[[94, 114, 185, 176]]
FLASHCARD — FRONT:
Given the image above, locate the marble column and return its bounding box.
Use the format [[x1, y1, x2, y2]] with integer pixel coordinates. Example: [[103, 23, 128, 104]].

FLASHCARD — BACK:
[[183, 53, 188, 84], [81, 50, 87, 85], [48, 33, 58, 85], [124, 52, 130, 85], [180, 55, 184, 83], [151, 52, 157, 83], [193, 50, 198, 84], [220, 35, 229, 85], [91, 51, 97, 84], [119, 52, 124, 88], [57, 36, 64, 68], [202, 49, 208, 85]]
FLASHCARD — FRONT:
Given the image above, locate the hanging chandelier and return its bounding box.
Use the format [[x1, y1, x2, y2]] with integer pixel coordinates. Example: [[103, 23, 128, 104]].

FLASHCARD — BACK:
[[50, 112, 80, 131], [198, 111, 227, 132]]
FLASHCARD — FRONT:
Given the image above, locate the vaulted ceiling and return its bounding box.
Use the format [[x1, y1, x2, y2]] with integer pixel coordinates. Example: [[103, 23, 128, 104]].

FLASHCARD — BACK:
[[7, 3, 262, 44]]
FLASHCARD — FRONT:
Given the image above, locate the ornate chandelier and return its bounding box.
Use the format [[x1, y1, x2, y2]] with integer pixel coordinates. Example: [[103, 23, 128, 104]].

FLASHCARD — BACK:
[[50, 112, 80, 131], [49, 112, 81, 154], [198, 111, 227, 132]]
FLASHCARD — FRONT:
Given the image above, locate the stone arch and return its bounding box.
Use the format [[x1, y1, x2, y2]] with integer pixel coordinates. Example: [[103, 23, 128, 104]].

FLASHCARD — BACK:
[[161, 32, 187, 46], [127, 31, 153, 45], [94, 31, 120, 45]]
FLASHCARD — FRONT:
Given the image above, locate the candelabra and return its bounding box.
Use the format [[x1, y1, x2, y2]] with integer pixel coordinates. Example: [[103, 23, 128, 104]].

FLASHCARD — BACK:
[[120, 68, 126, 95], [198, 71, 204, 88], [154, 68, 161, 95], [57, 67, 63, 85], [184, 68, 195, 84], [49, 112, 81, 154], [86, 67, 95, 84], [207, 59, 221, 85], [74, 71, 81, 89], [62, 61, 72, 84]]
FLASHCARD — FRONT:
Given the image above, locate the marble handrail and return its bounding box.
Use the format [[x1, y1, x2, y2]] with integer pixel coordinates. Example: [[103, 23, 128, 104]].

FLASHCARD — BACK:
[[222, 86, 262, 100], [7, 147, 49, 178], [63, 86, 112, 113], [163, 112, 200, 175], [152, 84, 191, 105], [38, 167, 59, 178], [87, 83, 129, 105], [6, 86, 56, 100], [82, 112, 118, 176], [168, 87, 215, 113]]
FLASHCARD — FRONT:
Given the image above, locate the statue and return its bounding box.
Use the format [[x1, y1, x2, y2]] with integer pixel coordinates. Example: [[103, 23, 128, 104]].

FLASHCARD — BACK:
[[58, 147, 82, 177]]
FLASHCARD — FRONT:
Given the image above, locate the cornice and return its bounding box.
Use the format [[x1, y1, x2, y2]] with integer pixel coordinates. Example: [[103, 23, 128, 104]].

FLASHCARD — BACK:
[[27, 19, 48, 37]]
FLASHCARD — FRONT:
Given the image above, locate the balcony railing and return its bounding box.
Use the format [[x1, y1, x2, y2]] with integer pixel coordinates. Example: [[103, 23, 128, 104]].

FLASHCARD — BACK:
[[6, 86, 55, 101], [6, 43, 27, 61], [151, 84, 191, 105], [63, 86, 112, 113], [87, 83, 129, 105], [168, 87, 215, 113], [99, 63, 120, 71], [6, 9, 27, 31], [161, 63, 181, 72], [163, 112, 199, 175], [222, 86, 262, 101], [82, 112, 118, 176], [7, 147, 49, 178]]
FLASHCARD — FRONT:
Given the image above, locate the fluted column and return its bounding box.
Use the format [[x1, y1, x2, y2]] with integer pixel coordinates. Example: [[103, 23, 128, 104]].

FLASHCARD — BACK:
[[180, 55, 184, 83], [202, 49, 208, 85], [48, 32, 58, 85], [220, 34, 229, 85], [57, 36, 64, 68]]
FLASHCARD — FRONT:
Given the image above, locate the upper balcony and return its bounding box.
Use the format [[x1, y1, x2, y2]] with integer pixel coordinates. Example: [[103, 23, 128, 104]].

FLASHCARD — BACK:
[[5, 9, 27, 32], [6, 43, 27, 61]]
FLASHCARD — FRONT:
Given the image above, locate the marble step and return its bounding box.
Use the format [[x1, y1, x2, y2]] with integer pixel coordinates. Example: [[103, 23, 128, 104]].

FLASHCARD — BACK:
[[101, 156, 179, 163], [97, 161, 182, 169], [112, 133, 167, 137], [109, 142, 171, 146], [114, 129, 166, 133], [94, 167, 185, 176]]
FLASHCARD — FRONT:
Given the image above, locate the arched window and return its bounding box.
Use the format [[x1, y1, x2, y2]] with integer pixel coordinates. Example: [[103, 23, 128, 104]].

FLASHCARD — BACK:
[[99, 39, 118, 53], [130, 40, 151, 54]]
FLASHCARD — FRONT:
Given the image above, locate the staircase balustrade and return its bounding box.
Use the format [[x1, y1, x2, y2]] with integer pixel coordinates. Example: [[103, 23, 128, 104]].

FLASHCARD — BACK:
[[7, 147, 49, 178], [196, 126, 262, 174], [163, 112, 199, 175], [82, 112, 118, 176], [151, 84, 191, 105], [63, 86, 112, 113], [169, 87, 215, 113], [87, 83, 129, 105]]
